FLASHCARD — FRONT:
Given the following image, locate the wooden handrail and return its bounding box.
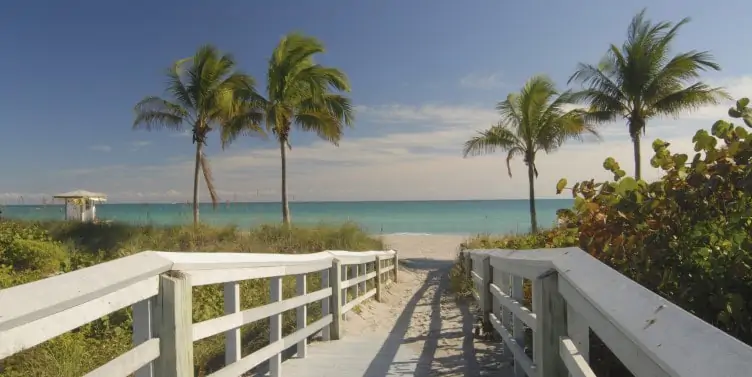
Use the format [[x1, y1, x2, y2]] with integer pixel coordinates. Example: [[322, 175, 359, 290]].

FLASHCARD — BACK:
[[464, 247, 752, 377], [0, 249, 399, 377]]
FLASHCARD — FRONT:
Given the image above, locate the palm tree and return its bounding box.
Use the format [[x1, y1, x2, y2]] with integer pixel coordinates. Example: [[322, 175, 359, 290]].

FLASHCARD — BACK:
[[568, 8, 728, 180], [238, 32, 353, 225], [133, 45, 262, 226], [463, 75, 599, 233]]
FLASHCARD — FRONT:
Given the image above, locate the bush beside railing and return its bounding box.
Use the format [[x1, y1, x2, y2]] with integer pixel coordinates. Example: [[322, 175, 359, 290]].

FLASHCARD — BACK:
[[0, 249, 398, 377]]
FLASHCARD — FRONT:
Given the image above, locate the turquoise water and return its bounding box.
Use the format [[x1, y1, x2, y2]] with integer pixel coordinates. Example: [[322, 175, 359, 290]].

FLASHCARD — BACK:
[[0, 199, 572, 235]]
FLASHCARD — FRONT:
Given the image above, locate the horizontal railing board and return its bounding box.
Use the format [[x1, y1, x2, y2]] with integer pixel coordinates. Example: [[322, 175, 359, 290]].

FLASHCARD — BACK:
[[381, 265, 395, 273], [193, 287, 332, 341], [156, 251, 333, 271], [187, 260, 333, 286], [0, 251, 172, 332], [84, 338, 160, 377], [559, 337, 595, 377], [489, 283, 537, 331], [206, 315, 333, 377], [0, 275, 159, 359], [466, 247, 752, 377], [489, 313, 535, 377], [341, 271, 378, 289], [342, 288, 377, 314]]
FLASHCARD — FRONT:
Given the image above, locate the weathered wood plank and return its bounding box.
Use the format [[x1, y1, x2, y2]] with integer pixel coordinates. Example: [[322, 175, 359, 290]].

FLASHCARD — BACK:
[[186, 259, 332, 286], [0, 251, 171, 332], [206, 315, 332, 377], [155, 272, 193, 377], [84, 338, 160, 377], [269, 276, 282, 377], [0, 276, 159, 359], [321, 268, 331, 341], [341, 271, 378, 289], [559, 337, 596, 377], [192, 288, 331, 341], [296, 273, 307, 358], [223, 281, 241, 365], [133, 297, 157, 377], [511, 275, 527, 377], [538, 271, 568, 377], [489, 313, 535, 377], [342, 289, 377, 314], [489, 283, 537, 332], [331, 259, 343, 340]]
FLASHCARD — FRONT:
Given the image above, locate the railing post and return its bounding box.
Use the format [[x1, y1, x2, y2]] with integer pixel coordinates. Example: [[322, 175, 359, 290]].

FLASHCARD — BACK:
[[330, 259, 343, 340], [133, 297, 156, 377], [155, 272, 193, 377], [566, 303, 589, 362], [393, 251, 399, 283], [534, 271, 568, 377], [269, 276, 282, 377], [223, 281, 241, 366], [511, 276, 526, 376], [375, 256, 383, 302], [296, 274, 307, 358], [350, 264, 359, 300], [321, 268, 331, 341], [357, 263, 366, 299], [465, 251, 472, 280], [494, 267, 511, 357], [480, 256, 492, 325]]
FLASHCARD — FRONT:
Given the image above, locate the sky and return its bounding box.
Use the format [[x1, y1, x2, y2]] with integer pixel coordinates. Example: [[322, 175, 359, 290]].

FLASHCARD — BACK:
[[0, 0, 750, 204]]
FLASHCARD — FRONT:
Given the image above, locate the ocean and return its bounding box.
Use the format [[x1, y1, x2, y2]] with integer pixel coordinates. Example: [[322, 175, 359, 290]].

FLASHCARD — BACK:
[[0, 199, 572, 235]]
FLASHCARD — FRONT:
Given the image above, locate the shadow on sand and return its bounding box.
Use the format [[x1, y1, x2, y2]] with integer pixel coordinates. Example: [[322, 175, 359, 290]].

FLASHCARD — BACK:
[[361, 258, 511, 377]]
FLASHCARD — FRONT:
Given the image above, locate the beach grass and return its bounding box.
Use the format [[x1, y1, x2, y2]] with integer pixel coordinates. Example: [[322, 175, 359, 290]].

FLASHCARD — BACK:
[[0, 220, 384, 377]]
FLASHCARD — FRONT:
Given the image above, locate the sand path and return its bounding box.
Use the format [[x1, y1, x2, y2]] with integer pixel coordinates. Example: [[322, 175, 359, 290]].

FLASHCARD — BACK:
[[335, 234, 512, 376]]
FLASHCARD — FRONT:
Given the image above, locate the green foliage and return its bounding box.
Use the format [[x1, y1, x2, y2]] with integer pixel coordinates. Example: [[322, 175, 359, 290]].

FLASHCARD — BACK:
[[557, 98, 752, 346], [0, 220, 383, 377]]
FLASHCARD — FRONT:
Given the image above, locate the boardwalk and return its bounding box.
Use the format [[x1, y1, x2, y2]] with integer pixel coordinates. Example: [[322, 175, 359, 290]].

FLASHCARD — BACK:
[[278, 235, 513, 377]]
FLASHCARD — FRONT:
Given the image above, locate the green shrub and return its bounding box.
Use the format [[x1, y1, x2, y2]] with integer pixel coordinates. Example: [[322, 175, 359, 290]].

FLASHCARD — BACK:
[[556, 98, 752, 345], [5, 239, 69, 274]]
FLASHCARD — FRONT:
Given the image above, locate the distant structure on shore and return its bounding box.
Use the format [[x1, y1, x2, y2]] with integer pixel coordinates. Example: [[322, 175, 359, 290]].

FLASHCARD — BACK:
[[52, 190, 107, 222]]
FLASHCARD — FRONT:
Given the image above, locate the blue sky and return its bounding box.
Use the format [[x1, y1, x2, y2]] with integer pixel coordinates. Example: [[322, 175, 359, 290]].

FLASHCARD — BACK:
[[0, 0, 750, 203]]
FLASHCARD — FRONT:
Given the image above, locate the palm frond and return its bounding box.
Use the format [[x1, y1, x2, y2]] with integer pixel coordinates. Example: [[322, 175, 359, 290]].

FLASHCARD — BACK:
[[651, 83, 729, 117], [462, 125, 520, 158], [133, 96, 187, 131], [294, 110, 342, 145], [505, 146, 525, 177]]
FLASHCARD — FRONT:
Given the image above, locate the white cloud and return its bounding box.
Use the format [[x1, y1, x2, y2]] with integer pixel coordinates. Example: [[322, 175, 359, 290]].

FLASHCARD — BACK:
[[459, 73, 504, 89], [19, 75, 752, 203], [130, 140, 152, 151], [89, 145, 112, 152]]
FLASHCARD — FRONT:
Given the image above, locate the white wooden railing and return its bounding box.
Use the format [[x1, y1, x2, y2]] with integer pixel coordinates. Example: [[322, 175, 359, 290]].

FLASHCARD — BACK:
[[0, 249, 399, 377], [464, 247, 752, 377]]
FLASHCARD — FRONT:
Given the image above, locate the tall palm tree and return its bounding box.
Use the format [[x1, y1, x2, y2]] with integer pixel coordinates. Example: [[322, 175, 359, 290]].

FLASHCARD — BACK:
[[133, 45, 262, 226], [250, 32, 354, 225], [568, 8, 728, 179], [463, 75, 599, 233]]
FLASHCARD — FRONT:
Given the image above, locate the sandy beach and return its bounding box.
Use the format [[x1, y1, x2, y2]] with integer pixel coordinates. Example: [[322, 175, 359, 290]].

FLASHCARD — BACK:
[[334, 234, 511, 376]]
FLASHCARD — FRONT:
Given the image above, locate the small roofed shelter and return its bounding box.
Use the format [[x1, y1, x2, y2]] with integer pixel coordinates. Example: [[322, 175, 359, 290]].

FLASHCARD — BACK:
[[53, 190, 107, 222]]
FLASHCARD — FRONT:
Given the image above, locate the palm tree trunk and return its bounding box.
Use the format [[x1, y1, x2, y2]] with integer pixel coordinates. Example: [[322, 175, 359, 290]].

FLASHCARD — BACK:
[[527, 162, 538, 234], [280, 139, 291, 225], [192, 142, 202, 227], [632, 133, 642, 180]]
